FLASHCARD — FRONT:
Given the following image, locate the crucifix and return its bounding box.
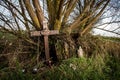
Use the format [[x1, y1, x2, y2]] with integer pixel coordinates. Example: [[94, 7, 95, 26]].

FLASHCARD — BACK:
[[31, 20, 59, 66]]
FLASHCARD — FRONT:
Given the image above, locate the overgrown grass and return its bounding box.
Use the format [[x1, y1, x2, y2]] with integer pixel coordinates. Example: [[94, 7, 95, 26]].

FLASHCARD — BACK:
[[0, 32, 120, 80], [78, 34, 120, 58], [102, 36, 120, 42], [0, 55, 119, 80], [0, 32, 17, 41], [40, 55, 120, 80], [0, 70, 34, 80]]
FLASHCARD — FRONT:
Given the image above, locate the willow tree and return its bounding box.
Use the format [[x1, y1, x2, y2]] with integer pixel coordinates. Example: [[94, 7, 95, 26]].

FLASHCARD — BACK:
[[0, 0, 111, 59]]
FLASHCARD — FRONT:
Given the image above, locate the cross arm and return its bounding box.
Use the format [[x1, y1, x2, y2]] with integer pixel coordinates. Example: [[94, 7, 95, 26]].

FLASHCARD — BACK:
[[41, 30, 59, 35], [30, 30, 59, 36]]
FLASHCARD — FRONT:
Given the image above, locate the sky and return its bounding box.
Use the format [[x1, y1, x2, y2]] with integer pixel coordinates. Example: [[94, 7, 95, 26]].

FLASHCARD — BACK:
[[92, 0, 120, 37], [0, 0, 120, 38], [93, 17, 120, 37]]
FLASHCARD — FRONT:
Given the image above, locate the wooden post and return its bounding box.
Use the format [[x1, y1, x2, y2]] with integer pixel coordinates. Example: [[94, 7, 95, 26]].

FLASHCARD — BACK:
[[31, 20, 59, 66]]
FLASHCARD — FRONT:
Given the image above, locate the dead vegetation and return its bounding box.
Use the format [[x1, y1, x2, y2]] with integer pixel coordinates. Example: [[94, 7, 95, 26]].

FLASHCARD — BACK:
[[78, 34, 120, 58], [0, 33, 120, 72]]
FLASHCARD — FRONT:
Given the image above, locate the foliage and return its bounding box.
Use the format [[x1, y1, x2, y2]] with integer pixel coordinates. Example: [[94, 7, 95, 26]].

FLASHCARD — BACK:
[[102, 36, 120, 42], [0, 32, 120, 80], [77, 34, 120, 57], [41, 56, 119, 80], [0, 69, 34, 80], [0, 55, 119, 80]]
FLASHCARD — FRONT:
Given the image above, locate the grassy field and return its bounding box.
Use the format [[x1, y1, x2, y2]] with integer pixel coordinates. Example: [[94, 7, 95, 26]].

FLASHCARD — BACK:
[[0, 32, 120, 80], [0, 56, 119, 80]]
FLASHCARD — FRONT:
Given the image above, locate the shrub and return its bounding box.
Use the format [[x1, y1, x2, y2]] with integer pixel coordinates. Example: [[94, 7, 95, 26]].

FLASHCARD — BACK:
[[41, 56, 112, 80]]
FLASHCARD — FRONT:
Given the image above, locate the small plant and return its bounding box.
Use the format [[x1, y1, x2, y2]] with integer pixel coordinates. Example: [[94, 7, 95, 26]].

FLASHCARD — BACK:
[[39, 53, 119, 80], [40, 56, 108, 80]]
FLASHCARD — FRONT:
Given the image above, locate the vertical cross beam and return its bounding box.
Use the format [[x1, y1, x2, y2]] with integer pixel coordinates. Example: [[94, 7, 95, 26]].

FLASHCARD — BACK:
[[44, 32, 50, 63], [43, 21, 50, 63], [31, 20, 59, 66], [43, 21, 50, 65], [42, 21, 59, 66], [44, 36, 50, 59]]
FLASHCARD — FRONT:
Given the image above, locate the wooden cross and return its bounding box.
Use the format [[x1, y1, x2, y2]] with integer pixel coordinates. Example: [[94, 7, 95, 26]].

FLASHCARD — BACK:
[[31, 20, 59, 66]]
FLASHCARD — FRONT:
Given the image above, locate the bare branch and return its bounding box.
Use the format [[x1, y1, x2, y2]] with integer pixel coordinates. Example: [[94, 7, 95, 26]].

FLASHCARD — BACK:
[[81, 0, 110, 35], [23, 0, 41, 30], [95, 27, 120, 35], [32, 0, 45, 27]]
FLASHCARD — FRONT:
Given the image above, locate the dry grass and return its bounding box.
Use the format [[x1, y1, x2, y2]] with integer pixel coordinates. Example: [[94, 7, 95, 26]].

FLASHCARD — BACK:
[[78, 34, 120, 58], [0, 33, 120, 80], [0, 33, 120, 72]]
